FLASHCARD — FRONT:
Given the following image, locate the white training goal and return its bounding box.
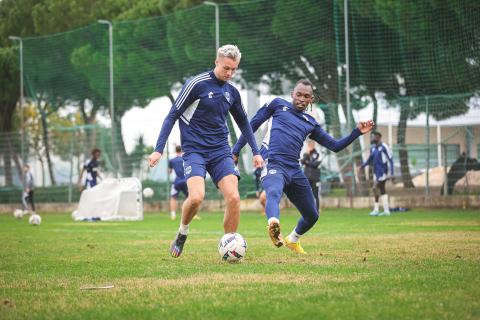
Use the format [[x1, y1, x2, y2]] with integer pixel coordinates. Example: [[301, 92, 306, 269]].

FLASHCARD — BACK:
[[72, 177, 143, 221]]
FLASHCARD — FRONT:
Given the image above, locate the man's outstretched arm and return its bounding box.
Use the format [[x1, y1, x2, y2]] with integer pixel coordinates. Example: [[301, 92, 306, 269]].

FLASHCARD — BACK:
[[310, 120, 374, 153]]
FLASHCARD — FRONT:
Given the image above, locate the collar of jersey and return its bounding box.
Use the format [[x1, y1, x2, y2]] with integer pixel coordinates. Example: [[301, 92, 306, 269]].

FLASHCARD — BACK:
[[209, 70, 226, 85]]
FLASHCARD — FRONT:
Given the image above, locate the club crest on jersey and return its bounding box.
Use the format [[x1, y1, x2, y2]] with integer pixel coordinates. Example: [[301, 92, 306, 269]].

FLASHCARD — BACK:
[[208, 92, 213, 99], [224, 91, 231, 102], [282, 106, 288, 111], [268, 169, 277, 175]]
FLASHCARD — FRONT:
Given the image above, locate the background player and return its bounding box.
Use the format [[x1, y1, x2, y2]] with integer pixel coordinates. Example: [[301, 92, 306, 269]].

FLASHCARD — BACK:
[[359, 131, 394, 216], [78, 148, 102, 192], [21, 164, 35, 214], [168, 145, 191, 220]]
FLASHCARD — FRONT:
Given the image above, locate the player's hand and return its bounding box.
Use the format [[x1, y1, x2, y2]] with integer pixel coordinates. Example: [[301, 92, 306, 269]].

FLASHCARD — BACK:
[[148, 151, 162, 168], [357, 120, 375, 134], [253, 155, 264, 169], [232, 154, 239, 165]]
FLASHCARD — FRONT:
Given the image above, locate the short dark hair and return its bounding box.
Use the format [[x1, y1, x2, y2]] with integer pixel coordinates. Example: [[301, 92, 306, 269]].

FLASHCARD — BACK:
[[295, 79, 314, 90], [372, 131, 382, 138], [91, 148, 101, 155], [175, 145, 182, 153]]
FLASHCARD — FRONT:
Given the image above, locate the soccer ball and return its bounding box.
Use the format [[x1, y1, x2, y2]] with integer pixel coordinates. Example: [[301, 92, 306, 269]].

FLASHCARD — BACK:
[[218, 232, 247, 263], [13, 209, 24, 219], [143, 187, 154, 198], [29, 214, 42, 226]]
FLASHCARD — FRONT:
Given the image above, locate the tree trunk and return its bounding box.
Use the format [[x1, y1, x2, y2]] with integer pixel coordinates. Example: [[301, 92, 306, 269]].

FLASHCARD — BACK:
[[1, 100, 17, 186], [38, 155, 45, 187], [80, 99, 99, 150], [39, 106, 56, 185], [397, 105, 415, 188], [372, 97, 378, 131], [10, 143, 23, 182], [3, 149, 12, 186]]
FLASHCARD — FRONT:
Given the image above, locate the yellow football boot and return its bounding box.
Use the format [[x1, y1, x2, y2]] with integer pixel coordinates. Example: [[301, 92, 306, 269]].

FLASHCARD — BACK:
[[284, 236, 306, 254]]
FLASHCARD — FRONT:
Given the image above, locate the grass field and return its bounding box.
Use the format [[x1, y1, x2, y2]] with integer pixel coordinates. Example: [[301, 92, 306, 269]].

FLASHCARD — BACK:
[[1, 208, 479, 319]]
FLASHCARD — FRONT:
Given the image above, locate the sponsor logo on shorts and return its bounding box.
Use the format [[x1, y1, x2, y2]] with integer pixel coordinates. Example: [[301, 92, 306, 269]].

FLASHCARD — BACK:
[[234, 167, 239, 174], [185, 166, 192, 175], [268, 169, 277, 175]]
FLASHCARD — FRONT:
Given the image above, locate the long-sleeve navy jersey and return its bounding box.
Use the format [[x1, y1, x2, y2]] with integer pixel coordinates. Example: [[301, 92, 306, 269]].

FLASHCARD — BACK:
[[360, 143, 394, 181], [232, 98, 362, 166], [155, 70, 259, 156]]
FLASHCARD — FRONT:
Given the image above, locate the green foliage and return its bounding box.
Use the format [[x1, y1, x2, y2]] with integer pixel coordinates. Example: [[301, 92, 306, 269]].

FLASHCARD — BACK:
[[1, 0, 479, 187]]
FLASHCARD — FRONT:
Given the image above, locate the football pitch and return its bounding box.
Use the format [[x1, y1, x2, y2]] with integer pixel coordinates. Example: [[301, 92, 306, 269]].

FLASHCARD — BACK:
[[1, 209, 479, 319]]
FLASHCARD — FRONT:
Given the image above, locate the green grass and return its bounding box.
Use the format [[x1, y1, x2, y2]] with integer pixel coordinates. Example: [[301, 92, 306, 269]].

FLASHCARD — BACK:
[[1, 208, 479, 319]]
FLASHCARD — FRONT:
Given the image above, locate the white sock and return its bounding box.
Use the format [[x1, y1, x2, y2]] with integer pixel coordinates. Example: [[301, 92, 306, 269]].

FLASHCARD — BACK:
[[170, 211, 176, 217], [178, 223, 189, 235], [374, 202, 380, 212], [287, 229, 301, 243], [381, 195, 390, 213], [267, 217, 280, 225]]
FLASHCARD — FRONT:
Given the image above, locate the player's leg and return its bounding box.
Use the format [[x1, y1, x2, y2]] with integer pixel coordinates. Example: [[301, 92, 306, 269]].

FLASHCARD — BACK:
[[259, 190, 266, 215], [170, 154, 206, 258], [378, 180, 390, 216], [309, 179, 320, 211], [21, 191, 29, 212], [262, 170, 287, 247], [181, 177, 205, 225], [169, 184, 179, 220], [208, 154, 241, 233], [284, 172, 318, 254], [28, 191, 36, 213], [370, 180, 380, 216], [218, 175, 241, 233], [182, 182, 200, 220]]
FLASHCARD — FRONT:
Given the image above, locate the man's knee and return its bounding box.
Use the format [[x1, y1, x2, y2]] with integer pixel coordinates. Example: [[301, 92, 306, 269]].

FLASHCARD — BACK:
[[225, 189, 240, 204], [266, 186, 282, 201], [188, 192, 205, 207]]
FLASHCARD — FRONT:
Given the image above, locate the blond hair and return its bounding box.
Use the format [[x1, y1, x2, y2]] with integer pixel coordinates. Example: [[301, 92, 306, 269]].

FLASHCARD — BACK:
[[217, 44, 242, 61]]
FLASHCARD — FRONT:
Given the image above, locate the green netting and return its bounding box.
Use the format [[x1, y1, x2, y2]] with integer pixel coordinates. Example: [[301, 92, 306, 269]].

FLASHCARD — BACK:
[[2, 0, 479, 204]]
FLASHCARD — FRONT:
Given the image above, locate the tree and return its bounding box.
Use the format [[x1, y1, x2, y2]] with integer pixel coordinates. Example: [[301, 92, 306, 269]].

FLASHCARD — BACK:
[[351, 0, 480, 187], [0, 48, 21, 185], [0, 0, 41, 186]]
